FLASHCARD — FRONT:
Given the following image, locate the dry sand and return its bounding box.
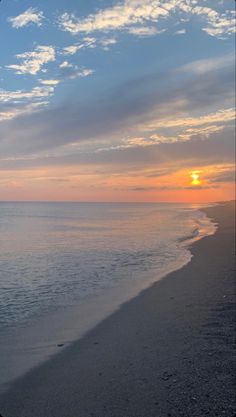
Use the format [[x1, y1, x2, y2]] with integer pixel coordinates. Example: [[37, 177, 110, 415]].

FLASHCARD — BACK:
[[0, 201, 235, 417]]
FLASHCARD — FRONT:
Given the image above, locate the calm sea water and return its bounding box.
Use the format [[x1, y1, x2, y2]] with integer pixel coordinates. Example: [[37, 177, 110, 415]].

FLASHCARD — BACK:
[[0, 202, 216, 390]]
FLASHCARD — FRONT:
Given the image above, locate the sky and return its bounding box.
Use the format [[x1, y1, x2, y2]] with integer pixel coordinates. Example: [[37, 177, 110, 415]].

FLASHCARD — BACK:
[[0, 0, 235, 202]]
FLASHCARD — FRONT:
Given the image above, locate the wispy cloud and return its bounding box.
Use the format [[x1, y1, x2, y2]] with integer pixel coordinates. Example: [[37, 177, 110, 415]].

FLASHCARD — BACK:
[[39, 79, 61, 86], [130, 184, 219, 192], [63, 45, 82, 55], [0, 86, 54, 121], [8, 8, 44, 29], [178, 124, 225, 141], [0, 86, 54, 103], [179, 53, 235, 75], [141, 108, 235, 131], [59, 62, 94, 80], [59, 61, 73, 69], [58, 2, 170, 35], [0, 101, 48, 122], [175, 29, 186, 35], [0, 125, 234, 173], [0, 50, 234, 173], [207, 167, 235, 184], [192, 6, 235, 38], [99, 37, 117, 50], [128, 27, 161, 37], [97, 122, 227, 151], [58, 0, 235, 39], [7, 45, 56, 75], [62, 37, 116, 55]]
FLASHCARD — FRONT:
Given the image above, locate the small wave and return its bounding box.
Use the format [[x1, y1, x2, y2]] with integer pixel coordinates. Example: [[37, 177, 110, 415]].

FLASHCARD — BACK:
[[178, 209, 217, 247], [178, 227, 200, 243]]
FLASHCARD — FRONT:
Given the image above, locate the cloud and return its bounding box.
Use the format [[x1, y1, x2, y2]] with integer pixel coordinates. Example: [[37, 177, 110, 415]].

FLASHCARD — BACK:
[[0, 126, 234, 172], [8, 8, 44, 29], [62, 37, 116, 55], [131, 186, 160, 191], [207, 168, 235, 184], [63, 45, 82, 55], [178, 125, 225, 141], [58, 0, 235, 39], [83, 127, 235, 171], [128, 26, 161, 37], [0, 85, 54, 125], [58, 63, 94, 80], [0, 86, 54, 103], [0, 86, 54, 122], [39, 79, 61, 86], [97, 122, 228, 151], [59, 61, 73, 69], [0, 52, 234, 166], [131, 184, 219, 191], [58, 2, 171, 34], [192, 6, 235, 38], [179, 53, 235, 75], [99, 37, 117, 50], [0, 101, 49, 122], [141, 108, 235, 131], [7, 45, 56, 75], [175, 29, 186, 35], [4, 40, 92, 94]]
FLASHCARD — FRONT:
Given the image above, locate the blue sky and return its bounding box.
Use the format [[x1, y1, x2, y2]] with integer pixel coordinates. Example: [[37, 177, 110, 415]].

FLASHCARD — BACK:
[[0, 0, 235, 201]]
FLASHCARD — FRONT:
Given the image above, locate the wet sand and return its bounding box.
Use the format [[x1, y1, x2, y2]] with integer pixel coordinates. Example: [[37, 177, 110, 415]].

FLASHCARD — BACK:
[[0, 201, 235, 417]]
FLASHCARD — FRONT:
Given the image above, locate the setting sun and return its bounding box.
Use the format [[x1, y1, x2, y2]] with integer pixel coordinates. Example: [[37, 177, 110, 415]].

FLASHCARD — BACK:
[[191, 171, 201, 186]]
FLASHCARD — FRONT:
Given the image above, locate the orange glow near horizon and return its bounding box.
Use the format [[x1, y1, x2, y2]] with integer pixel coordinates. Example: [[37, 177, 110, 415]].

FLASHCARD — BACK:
[[0, 164, 235, 203]]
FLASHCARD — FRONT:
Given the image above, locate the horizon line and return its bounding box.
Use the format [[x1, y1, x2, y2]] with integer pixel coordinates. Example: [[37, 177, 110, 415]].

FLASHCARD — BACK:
[[0, 199, 234, 204]]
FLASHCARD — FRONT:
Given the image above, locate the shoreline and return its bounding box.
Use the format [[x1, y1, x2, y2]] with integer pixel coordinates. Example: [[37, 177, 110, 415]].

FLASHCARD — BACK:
[[0, 204, 214, 393], [0, 201, 235, 417]]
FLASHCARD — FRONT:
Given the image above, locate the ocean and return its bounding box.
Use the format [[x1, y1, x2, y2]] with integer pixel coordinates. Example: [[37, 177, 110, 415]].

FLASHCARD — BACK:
[[0, 202, 216, 390]]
